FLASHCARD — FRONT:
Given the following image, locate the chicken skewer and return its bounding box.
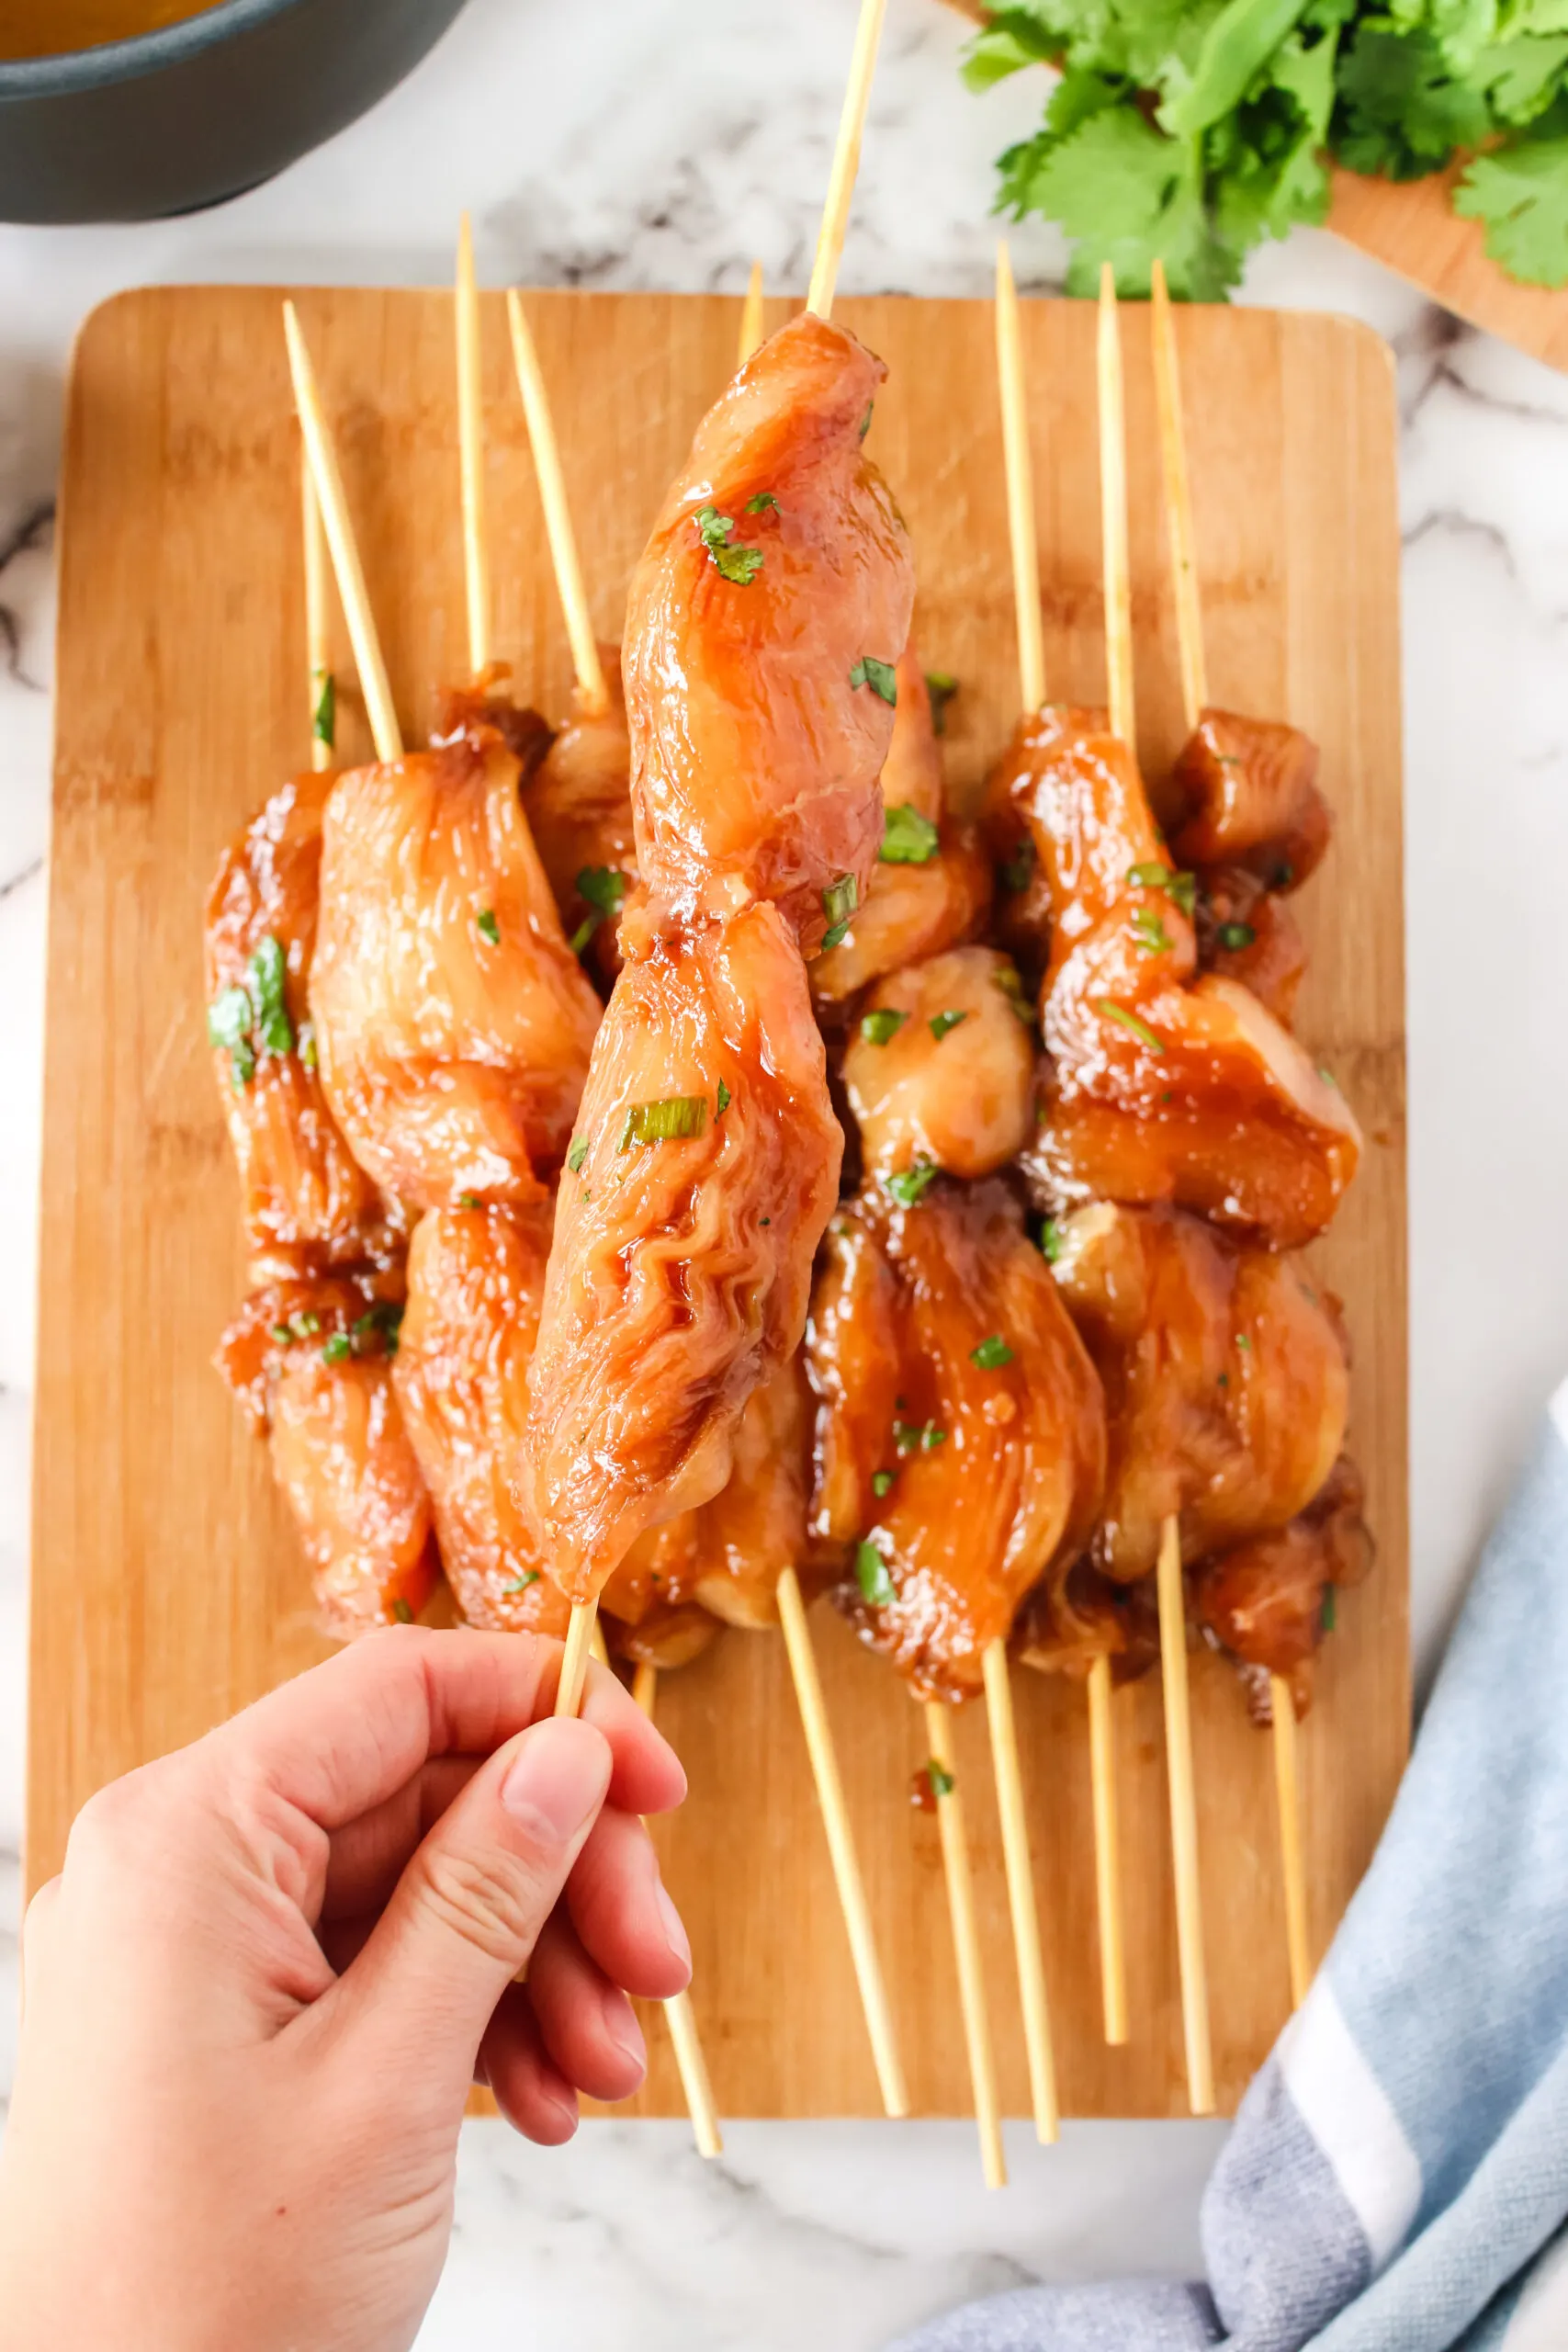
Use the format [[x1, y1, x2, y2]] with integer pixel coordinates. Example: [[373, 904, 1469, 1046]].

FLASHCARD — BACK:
[[1098, 265, 1215, 2117], [994, 236, 1126, 2060], [505, 267, 908, 2118], [452, 223, 726, 2143], [1149, 258, 1309, 2008]]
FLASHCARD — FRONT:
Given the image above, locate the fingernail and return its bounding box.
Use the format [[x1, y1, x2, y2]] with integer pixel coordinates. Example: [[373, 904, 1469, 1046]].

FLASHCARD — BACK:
[[603, 1988, 647, 2075], [656, 1879, 692, 1973], [500, 1718, 608, 1842]]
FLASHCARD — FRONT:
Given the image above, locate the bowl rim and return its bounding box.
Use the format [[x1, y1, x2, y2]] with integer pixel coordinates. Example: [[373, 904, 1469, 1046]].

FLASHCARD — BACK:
[[0, 0, 308, 96]]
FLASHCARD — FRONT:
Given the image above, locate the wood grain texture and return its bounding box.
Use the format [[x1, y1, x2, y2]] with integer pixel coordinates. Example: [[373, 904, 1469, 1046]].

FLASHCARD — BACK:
[[31, 287, 1409, 2120], [1327, 166, 1568, 375]]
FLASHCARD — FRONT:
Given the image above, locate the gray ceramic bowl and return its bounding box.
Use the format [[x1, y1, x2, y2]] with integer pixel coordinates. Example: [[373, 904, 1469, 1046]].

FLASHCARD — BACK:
[[0, 0, 469, 223]]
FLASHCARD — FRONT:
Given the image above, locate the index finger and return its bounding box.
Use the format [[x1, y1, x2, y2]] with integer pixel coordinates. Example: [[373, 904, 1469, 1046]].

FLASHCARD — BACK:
[[197, 1628, 687, 1832]]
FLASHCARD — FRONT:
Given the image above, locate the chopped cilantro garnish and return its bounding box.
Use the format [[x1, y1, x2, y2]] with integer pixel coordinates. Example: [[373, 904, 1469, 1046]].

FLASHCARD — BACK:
[[1131, 906, 1173, 956], [1097, 999, 1166, 1054], [927, 1759, 955, 1799], [567, 1136, 589, 1174], [880, 802, 940, 865], [476, 908, 500, 946], [321, 1331, 351, 1364], [502, 1568, 541, 1595], [716, 1080, 732, 1115], [743, 492, 779, 514], [1040, 1217, 1064, 1264], [694, 503, 764, 584], [887, 1158, 938, 1207], [312, 669, 335, 749], [929, 1009, 968, 1044], [1216, 921, 1257, 952], [579, 865, 629, 918], [893, 1418, 946, 1456], [849, 655, 897, 706], [861, 1007, 909, 1047], [457, 1192, 481, 1208], [248, 933, 294, 1057], [1235, 1333, 1252, 1351], [855, 1539, 896, 1607], [270, 1322, 294, 1345], [872, 1469, 896, 1498], [821, 871, 859, 950], [1127, 861, 1195, 917], [970, 1334, 1014, 1370], [617, 1095, 709, 1150]]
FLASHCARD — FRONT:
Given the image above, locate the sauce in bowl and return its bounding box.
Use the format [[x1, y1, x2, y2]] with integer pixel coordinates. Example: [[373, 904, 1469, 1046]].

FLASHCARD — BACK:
[[0, 1, 218, 60]]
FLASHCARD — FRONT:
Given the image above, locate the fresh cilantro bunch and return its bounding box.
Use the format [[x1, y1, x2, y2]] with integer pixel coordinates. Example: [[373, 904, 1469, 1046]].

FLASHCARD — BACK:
[[963, 0, 1568, 294]]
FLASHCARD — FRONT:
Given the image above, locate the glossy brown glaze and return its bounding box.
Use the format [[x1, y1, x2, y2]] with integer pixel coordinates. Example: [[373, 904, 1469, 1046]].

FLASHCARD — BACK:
[[215, 1275, 434, 1638], [1192, 1455, 1374, 1721], [520, 648, 637, 992], [434, 666, 555, 777], [392, 1201, 570, 1636], [519, 900, 842, 1600], [604, 1597, 719, 1673], [310, 723, 603, 1210], [688, 1352, 818, 1629], [624, 313, 915, 946], [1168, 708, 1330, 890], [1014, 1562, 1160, 1686], [1195, 865, 1308, 1029], [807, 1181, 1105, 1702], [841, 945, 1036, 1182], [1050, 1203, 1350, 1585], [204, 772, 403, 1283], [990, 704, 1359, 1249]]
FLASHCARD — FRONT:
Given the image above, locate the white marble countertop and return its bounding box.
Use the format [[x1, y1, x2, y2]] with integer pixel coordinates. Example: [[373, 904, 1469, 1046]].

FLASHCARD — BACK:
[[2, 0, 1567, 2342]]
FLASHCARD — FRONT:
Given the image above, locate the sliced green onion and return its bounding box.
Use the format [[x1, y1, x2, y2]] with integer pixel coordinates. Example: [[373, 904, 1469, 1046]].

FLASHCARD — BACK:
[[993, 966, 1035, 1026], [861, 1007, 908, 1046], [821, 870, 859, 949], [929, 1010, 968, 1044], [321, 1332, 351, 1364], [880, 803, 940, 865], [744, 492, 779, 514], [855, 1539, 896, 1607], [1040, 1217, 1064, 1263], [617, 1095, 709, 1151], [1131, 907, 1173, 956], [312, 669, 335, 749], [927, 1759, 955, 1798], [1216, 921, 1256, 952], [887, 1158, 938, 1207], [566, 1136, 589, 1174], [859, 402, 874, 440], [970, 1334, 1014, 1369], [502, 1569, 541, 1595], [1097, 999, 1166, 1055], [476, 908, 501, 946], [872, 1469, 895, 1498]]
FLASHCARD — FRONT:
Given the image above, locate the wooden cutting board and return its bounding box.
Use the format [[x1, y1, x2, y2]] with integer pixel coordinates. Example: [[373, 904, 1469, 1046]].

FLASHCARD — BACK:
[[1327, 165, 1568, 375], [30, 286, 1408, 2120]]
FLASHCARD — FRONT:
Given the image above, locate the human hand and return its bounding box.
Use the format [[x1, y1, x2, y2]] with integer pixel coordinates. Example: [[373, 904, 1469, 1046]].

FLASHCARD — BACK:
[[0, 1627, 690, 2352]]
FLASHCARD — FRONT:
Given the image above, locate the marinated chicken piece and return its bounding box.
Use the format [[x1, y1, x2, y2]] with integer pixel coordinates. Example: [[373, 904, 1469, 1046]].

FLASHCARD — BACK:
[[1013, 1562, 1159, 1687], [1168, 709, 1330, 892], [1195, 865, 1308, 1030], [991, 704, 1359, 1249], [392, 1201, 567, 1634], [434, 664, 555, 777], [807, 1181, 1105, 1702], [604, 1600, 719, 1674], [689, 1352, 817, 1629], [520, 900, 842, 1600], [624, 311, 915, 945], [215, 1275, 435, 1638], [205, 772, 403, 1283], [1192, 1455, 1374, 1723], [812, 652, 991, 1007], [1050, 1202, 1349, 1584], [841, 946, 1036, 1184], [520, 649, 637, 992], [310, 722, 603, 1209]]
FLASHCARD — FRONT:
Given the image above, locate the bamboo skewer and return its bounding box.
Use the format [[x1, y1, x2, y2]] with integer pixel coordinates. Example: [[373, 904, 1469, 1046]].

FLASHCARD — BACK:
[[301, 461, 334, 772], [995, 235, 1128, 2054], [1149, 257, 1311, 2016], [455, 212, 492, 678], [806, 0, 889, 320], [776, 1566, 908, 2120], [925, 1702, 1006, 2188], [739, 260, 766, 367], [553, 1601, 598, 1721], [1086, 1656, 1129, 2043], [283, 302, 402, 764], [625, 1645, 725, 2159], [505, 289, 610, 718], [981, 1639, 1058, 2142], [1099, 263, 1213, 2113], [1156, 1517, 1214, 2112]]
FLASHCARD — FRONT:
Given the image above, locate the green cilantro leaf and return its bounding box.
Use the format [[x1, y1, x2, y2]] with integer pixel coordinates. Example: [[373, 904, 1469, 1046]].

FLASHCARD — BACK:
[[970, 1334, 1015, 1369], [744, 492, 780, 514], [1455, 110, 1568, 284], [929, 1009, 969, 1043], [694, 503, 764, 584], [849, 655, 898, 705], [887, 1158, 939, 1207]]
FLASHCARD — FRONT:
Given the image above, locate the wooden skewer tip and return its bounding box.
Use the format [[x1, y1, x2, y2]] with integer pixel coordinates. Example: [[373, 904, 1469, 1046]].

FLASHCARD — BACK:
[[1156, 1517, 1214, 2116], [1086, 1651, 1129, 2046], [981, 1637, 1058, 2143], [555, 1599, 599, 1719], [924, 1697, 1007, 2188], [1271, 1673, 1311, 2009], [455, 209, 492, 679], [806, 0, 890, 321], [505, 288, 609, 717]]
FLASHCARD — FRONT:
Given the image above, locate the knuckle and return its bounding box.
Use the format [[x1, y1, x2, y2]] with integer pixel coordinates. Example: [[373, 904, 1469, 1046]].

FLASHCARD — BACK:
[[410, 1844, 544, 1965]]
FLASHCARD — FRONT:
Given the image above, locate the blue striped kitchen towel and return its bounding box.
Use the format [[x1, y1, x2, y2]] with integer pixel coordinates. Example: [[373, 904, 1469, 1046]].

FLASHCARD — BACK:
[[891, 1385, 1568, 2352]]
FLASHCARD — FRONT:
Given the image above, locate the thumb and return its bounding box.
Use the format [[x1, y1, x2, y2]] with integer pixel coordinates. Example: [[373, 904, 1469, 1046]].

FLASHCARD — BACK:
[[335, 1713, 611, 2089]]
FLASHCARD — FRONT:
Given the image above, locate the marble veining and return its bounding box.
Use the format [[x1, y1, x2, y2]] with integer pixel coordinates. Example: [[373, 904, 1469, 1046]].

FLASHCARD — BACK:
[[1, 0, 1565, 2342]]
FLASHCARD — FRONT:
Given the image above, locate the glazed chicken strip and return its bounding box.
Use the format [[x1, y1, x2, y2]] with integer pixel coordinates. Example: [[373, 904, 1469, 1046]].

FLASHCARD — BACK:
[[205, 772, 402, 1283], [521, 901, 843, 1599], [216, 1275, 435, 1637], [1013, 1561, 1159, 1687], [807, 1181, 1105, 1703], [310, 718, 603, 1209], [1049, 1202, 1349, 1585], [625, 311, 913, 945], [519, 647, 637, 992], [813, 652, 992, 1009], [990, 704, 1359, 1249], [1168, 709, 1331, 891], [1191, 1454, 1373, 1723], [842, 945, 1035, 1183], [520, 314, 915, 1601]]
